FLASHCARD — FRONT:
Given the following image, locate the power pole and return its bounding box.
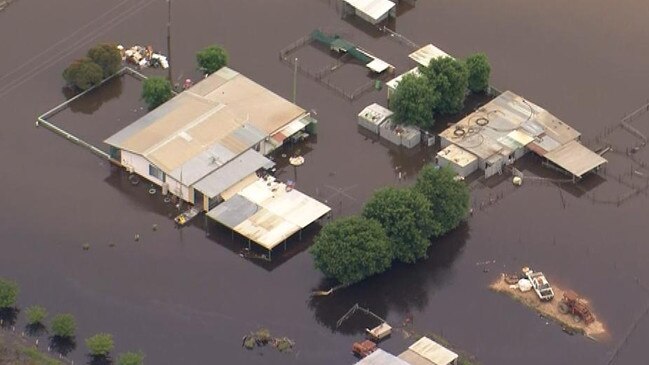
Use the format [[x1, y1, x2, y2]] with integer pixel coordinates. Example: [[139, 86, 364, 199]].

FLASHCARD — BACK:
[[167, 0, 172, 84], [293, 57, 298, 103]]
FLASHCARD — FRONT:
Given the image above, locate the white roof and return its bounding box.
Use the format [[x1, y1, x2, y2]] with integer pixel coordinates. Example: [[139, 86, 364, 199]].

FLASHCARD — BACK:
[[359, 103, 393, 126], [193, 150, 273, 198], [399, 337, 458, 365], [367, 58, 392, 73], [386, 67, 421, 90], [357, 349, 411, 365], [344, 0, 396, 21], [437, 144, 478, 167], [408, 44, 452, 67]]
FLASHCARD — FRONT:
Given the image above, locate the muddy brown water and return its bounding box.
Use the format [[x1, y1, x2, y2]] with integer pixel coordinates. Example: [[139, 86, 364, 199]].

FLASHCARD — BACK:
[[1, 1, 649, 364]]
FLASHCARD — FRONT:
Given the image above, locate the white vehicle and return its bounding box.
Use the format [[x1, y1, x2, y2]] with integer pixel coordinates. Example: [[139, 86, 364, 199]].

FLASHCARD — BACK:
[[523, 268, 555, 301]]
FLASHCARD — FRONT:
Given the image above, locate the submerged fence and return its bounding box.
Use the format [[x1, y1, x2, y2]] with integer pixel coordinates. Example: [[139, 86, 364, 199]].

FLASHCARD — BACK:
[[36, 67, 148, 164]]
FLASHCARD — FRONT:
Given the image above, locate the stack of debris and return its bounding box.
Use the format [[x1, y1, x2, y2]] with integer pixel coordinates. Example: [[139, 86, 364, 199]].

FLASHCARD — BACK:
[[118, 44, 169, 69]]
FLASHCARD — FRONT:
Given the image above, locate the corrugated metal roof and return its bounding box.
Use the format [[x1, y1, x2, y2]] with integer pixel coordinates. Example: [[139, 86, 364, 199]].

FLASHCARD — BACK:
[[408, 44, 452, 67], [206, 194, 259, 229], [386, 67, 420, 90], [357, 349, 411, 365], [440, 91, 576, 161], [207, 177, 330, 249], [193, 150, 274, 198], [406, 337, 458, 365], [367, 58, 391, 73], [343, 0, 395, 21], [104, 67, 307, 173], [544, 140, 607, 178]]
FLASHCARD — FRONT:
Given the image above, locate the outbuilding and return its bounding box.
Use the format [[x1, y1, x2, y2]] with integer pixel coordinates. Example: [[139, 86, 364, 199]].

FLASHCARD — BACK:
[[435, 144, 479, 177], [342, 0, 397, 24], [379, 120, 420, 148], [398, 337, 458, 365], [358, 103, 393, 134]]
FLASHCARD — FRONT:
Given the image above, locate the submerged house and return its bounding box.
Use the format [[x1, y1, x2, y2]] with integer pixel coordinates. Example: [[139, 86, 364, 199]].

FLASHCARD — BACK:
[[105, 67, 329, 256], [437, 91, 607, 179]]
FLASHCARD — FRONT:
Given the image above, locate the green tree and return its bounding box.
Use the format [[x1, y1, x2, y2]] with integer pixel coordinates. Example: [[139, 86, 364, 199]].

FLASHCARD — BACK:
[[25, 305, 48, 326], [391, 73, 439, 129], [310, 216, 392, 285], [465, 53, 491, 93], [117, 351, 145, 365], [420, 56, 469, 115], [62, 58, 104, 91], [86, 333, 114, 357], [196, 45, 228, 75], [414, 166, 470, 236], [362, 187, 435, 263], [50, 314, 76, 338], [87, 43, 122, 78], [0, 278, 18, 309], [141, 77, 173, 110]]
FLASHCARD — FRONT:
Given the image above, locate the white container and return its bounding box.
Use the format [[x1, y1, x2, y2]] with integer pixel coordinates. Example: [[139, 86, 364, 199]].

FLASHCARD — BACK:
[[518, 279, 533, 292]]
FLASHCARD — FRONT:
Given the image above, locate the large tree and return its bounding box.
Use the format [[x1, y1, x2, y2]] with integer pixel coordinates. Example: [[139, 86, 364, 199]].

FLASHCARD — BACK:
[[465, 53, 491, 93], [310, 216, 392, 285], [196, 45, 228, 75], [391, 73, 439, 129], [25, 305, 48, 326], [414, 166, 470, 236], [87, 43, 122, 77], [362, 187, 435, 263], [142, 77, 173, 110], [420, 56, 469, 115], [62, 58, 104, 91], [0, 278, 18, 309]]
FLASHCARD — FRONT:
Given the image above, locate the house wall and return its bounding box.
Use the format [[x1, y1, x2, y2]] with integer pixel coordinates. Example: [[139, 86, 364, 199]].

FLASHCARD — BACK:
[[120, 150, 192, 203], [436, 155, 478, 177]]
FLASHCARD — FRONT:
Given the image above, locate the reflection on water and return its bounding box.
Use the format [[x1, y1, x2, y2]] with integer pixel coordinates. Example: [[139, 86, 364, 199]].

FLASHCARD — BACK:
[[64, 76, 124, 115]]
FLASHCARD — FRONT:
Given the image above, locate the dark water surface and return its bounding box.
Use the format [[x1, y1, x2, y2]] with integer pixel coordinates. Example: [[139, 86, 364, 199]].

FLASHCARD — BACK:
[[1, 1, 649, 364]]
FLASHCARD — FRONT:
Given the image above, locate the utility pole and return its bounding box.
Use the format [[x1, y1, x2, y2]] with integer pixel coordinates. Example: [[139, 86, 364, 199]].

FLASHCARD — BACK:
[[167, 0, 173, 83], [293, 57, 298, 103]]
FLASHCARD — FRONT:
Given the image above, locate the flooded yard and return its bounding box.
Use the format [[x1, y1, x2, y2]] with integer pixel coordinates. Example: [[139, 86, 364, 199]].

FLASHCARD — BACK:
[[1, 0, 649, 364]]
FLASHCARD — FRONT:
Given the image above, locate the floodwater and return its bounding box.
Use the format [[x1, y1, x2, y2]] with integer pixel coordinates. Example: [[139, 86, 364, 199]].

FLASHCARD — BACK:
[[1, 0, 649, 364]]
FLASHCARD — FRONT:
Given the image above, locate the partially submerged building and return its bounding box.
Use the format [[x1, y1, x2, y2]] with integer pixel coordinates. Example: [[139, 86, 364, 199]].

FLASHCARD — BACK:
[[398, 337, 458, 365], [105, 67, 329, 256], [386, 43, 452, 102], [357, 103, 420, 148], [355, 337, 458, 365], [438, 91, 607, 179], [342, 0, 397, 25]]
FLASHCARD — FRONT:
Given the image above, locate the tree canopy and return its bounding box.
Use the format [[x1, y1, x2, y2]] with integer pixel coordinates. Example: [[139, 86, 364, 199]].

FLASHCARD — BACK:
[[117, 352, 145, 365], [310, 216, 392, 285], [87, 43, 122, 78], [465, 53, 491, 93], [420, 56, 469, 115], [51, 314, 76, 338], [62, 58, 104, 91], [141, 77, 173, 110], [362, 187, 435, 263], [86, 333, 114, 357], [0, 278, 18, 308], [25, 305, 48, 326], [391, 73, 439, 129], [196, 45, 228, 75], [414, 165, 470, 236]]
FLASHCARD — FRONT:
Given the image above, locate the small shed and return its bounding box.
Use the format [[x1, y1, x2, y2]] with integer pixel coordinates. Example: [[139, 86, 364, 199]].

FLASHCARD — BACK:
[[358, 103, 393, 134], [357, 349, 411, 365], [436, 145, 478, 177], [408, 44, 452, 67], [398, 337, 458, 365], [366, 322, 392, 341], [380, 120, 421, 148]]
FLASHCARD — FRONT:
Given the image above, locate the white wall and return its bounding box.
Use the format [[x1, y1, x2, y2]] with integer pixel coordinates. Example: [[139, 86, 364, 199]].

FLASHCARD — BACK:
[[121, 150, 192, 203]]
